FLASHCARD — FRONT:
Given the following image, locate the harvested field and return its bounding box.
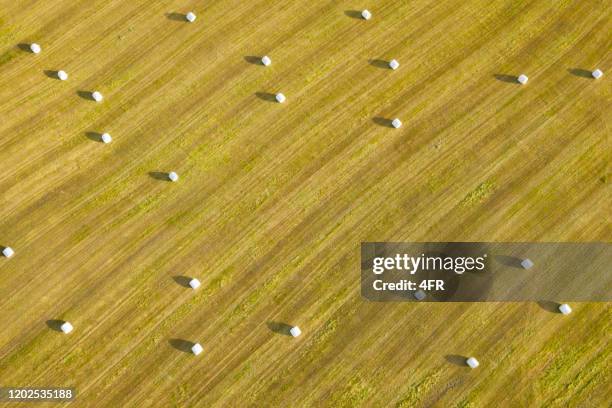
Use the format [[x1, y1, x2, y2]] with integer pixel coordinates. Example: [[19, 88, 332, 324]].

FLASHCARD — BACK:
[[0, 0, 609, 406]]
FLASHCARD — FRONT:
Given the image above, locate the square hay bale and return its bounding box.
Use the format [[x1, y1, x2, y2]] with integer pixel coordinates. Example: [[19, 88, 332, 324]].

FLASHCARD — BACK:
[[92, 91, 103, 102], [361, 10, 372, 20], [391, 118, 402, 128], [389, 59, 400, 70], [189, 278, 201, 289], [592, 69, 603, 79], [60, 322, 74, 334], [466, 357, 479, 368], [290, 326, 301, 337], [2, 247, 15, 258], [275, 93, 286, 103], [192, 343, 203, 355], [517, 74, 528, 85], [186, 12, 197, 22], [521, 258, 534, 269]]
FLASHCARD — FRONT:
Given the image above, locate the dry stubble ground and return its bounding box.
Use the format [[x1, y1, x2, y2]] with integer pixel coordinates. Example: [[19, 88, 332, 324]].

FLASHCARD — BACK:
[[0, 0, 610, 407]]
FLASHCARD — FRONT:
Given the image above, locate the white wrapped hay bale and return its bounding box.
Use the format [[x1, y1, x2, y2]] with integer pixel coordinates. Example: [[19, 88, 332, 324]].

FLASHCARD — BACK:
[[186, 12, 197, 22], [261, 56, 272, 66], [60, 322, 74, 334], [30, 43, 41, 54], [361, 10, 372, 20], [189, 278, 201, 289], [521, 258, 534, 269], [168, 172, 179, 182], [92, 91, 103, 102], [466, 357, 479, 368], [517, 74, 528, 85], [391, 118, 402, 128], [101, 133, 112, 144], [191, 343, 203, 355], [289, 326, 301, 337], [389, 59, 399, 70], [559, 303, 572, 315], [57, 70, 68, 81], [414, 289, 426, 301], [275, 93, 286, 103], [2, 247, 15, 258], [592, 69, 603, 79]]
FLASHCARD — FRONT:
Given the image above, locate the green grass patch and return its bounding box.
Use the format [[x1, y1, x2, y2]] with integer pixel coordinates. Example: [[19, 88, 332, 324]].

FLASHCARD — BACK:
[[330, 375, 373, 407], [0, 48, 17, 66], [396, 371, 441, 407], [461, 180, 496, 206]]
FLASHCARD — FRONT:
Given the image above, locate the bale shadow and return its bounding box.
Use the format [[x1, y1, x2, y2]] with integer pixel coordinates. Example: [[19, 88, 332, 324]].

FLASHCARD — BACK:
[[255, 92, 277, 102], [494, 74, 518, 84], [568, 68, 593, 79], [267, 321, 293, 336], [372, 117, 394, 128], [493, 255, 523, 269], [17, 43, 33, 53], [244, 56, 263, 65], [369, 59, 389, 69], [173, 276, 192, 288], [445, 354, 467, 367], [85, 131, 102, 142], [44, 70, 59, 79], [77, 90, 96, 101], [169, 338, 194, 353], [149, 171, 170, 181], [165, 12, 186, 22], [46, 319, 65, 332], [537, 300, 560, 313], [344, 10, 363, 19]]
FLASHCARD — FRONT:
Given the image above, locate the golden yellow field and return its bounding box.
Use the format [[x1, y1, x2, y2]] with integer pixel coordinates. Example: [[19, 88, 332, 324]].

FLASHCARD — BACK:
[[0, 0, 609, 406]]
